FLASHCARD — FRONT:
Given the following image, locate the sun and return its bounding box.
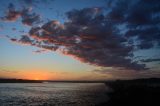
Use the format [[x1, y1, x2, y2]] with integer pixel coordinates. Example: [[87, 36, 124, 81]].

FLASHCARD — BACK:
[[34, 77, 39, 80], [21, 70, 53, 80]]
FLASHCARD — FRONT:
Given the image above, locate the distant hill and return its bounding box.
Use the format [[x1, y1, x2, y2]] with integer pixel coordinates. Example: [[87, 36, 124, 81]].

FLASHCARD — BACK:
[[0, 78, 43, 83]]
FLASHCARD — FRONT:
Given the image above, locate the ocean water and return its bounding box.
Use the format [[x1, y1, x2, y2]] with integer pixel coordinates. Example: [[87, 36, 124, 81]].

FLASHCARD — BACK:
[[0, 83, 109, 106]]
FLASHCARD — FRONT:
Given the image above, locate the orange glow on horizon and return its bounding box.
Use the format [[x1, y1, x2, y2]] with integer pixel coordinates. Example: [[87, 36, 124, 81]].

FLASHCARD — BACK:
[[24, 71, 50, 80], [0, 69, 103, 81], [20, 70, 53, 80]]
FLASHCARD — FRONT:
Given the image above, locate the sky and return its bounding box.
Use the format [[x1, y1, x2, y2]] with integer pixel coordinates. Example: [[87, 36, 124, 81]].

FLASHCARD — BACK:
[[0, 0, 160, 81]]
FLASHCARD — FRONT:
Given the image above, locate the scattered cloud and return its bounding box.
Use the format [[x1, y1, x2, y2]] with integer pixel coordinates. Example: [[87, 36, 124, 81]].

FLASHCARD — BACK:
[[33, 49, 48, 54], [1, 3, 21, 22], [1, 3, 41, 26]]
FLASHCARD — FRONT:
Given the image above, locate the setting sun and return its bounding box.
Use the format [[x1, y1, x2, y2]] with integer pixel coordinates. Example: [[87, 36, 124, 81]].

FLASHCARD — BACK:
[[34, 77, 39, 80], [21, 70, 52, 80]]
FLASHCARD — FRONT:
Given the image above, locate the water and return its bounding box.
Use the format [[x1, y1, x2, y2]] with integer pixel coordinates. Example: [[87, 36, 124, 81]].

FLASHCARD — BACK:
[[0, 83, 109, 106]]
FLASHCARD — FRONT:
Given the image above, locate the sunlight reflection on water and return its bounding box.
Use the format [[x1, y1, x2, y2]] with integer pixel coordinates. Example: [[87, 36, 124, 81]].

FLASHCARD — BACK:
[[0, 83, 109, 106]]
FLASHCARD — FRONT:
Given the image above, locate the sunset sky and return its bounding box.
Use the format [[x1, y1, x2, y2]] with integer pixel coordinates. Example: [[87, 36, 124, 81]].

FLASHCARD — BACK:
[[0, 0, 160, 80]]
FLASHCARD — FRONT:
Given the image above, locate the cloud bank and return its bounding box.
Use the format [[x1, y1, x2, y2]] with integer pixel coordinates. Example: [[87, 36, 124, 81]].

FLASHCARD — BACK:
[[2, 0, 160, 71]]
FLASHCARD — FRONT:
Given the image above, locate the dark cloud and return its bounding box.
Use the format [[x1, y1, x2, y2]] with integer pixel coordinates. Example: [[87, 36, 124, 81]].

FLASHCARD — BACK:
[[1, 4, 41, 26], [10, 35, 33, 45], [18, 35, 34, 45], [1, 3, 21, 22], [10, 38, 17, 42], [106, 0, 160, 49], [6, 0, 160, 71], [141, 58, 160, 63], [21, 8, 41, 26], [11, 7, 145, 70], [137, 41, 154, 49], [33, 49, 47, 54], [10, 35, 58, 51]]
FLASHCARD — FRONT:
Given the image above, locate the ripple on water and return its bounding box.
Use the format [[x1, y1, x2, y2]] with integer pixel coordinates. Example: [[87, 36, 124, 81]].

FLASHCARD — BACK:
[[0, 83, 109, 106]]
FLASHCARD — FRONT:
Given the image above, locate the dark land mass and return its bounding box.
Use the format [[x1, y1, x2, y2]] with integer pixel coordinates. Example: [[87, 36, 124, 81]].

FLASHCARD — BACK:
[[46, 80, 106, 83], [0, 78, 43, 83], [0, 78, 107, 83], [98, 78, 160, 106]]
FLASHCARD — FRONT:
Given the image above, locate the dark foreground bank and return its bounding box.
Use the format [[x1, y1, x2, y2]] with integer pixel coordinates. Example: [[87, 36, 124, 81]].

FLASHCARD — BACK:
[[99, 78, 160, 106]]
